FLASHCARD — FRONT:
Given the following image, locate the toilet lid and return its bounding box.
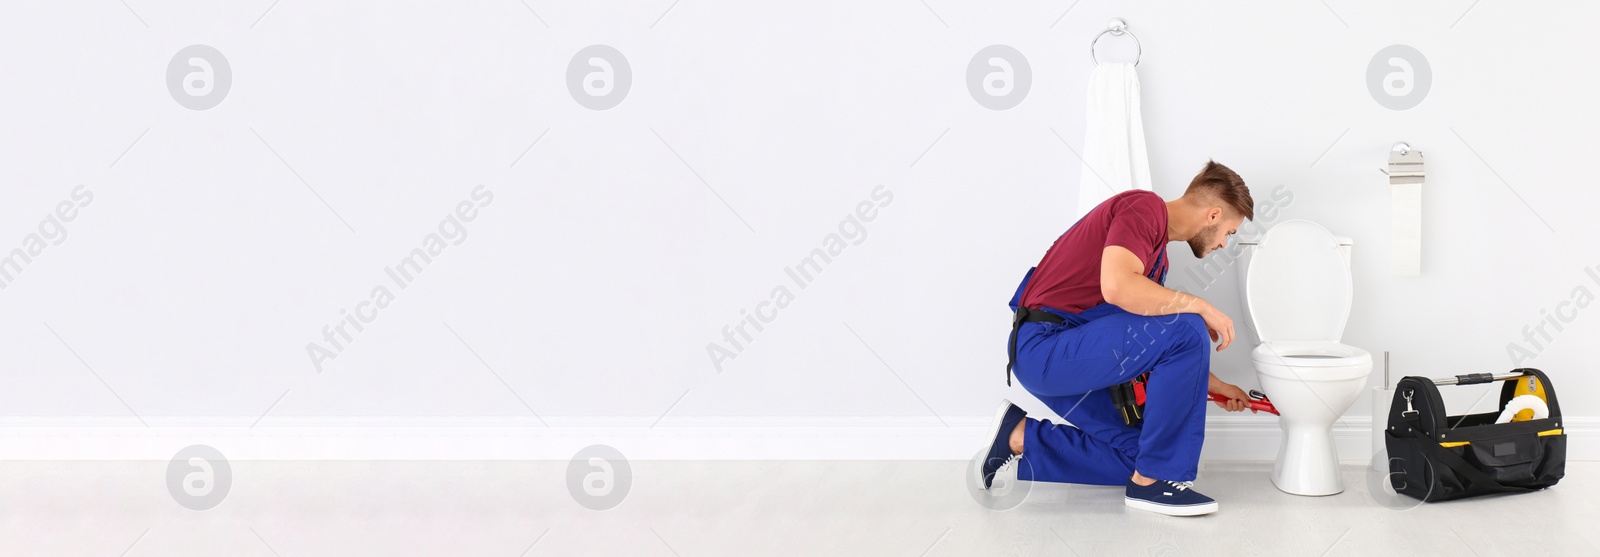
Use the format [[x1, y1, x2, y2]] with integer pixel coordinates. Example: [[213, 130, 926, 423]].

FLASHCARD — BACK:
[[1244, 220, 1352, 342]]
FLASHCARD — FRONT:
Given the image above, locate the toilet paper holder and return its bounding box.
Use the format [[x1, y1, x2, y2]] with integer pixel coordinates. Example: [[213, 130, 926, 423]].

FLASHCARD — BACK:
[[1380, 142, 1424, 179]]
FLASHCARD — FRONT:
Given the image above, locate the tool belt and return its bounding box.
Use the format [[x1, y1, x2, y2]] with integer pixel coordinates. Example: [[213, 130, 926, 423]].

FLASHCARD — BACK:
[[1109, 373, 1150, 426], [1006, 306, 1151, 426], [1005, 306, 1062, 386]]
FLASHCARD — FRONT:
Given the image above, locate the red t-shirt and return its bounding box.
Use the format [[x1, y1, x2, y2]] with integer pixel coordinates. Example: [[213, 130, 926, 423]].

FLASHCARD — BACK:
[[1020, 190, 1170, 313]]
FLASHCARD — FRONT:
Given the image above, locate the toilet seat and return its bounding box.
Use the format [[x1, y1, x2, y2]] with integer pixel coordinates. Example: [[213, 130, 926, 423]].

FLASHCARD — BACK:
[[1243, 220, 1352, 343], [1253, 341, 1372, 381]]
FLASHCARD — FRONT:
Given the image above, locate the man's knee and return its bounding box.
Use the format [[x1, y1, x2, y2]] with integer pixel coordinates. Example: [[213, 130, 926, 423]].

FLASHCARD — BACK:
[[1126, 314, 1207, 356], [1166, 313, 1208, 343]]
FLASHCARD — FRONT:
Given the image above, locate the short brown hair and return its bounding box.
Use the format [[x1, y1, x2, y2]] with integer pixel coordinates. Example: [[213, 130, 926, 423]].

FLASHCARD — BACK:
[[1185, 160, 1253, 220]]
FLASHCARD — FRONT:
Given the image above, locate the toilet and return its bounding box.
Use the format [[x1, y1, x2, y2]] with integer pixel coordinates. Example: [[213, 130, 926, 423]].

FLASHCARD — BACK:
[[1236, 220, 1373, 496]]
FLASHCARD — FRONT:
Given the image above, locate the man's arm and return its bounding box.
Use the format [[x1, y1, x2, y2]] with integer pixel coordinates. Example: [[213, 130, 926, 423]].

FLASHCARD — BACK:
[[1100, 245, 1235, 351]]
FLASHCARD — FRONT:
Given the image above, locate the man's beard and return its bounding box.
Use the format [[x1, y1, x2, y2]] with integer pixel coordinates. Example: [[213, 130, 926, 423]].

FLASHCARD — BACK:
[[1188, 222, 1220, 258]]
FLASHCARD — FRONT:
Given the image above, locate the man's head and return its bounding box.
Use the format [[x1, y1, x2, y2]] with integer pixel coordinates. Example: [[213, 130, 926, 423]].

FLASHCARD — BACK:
[[1178, 160, 1252, 258]]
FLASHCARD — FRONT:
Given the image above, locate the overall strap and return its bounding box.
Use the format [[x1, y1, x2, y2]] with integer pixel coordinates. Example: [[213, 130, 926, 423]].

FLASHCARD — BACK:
[[1148, 245, 1168, 286]]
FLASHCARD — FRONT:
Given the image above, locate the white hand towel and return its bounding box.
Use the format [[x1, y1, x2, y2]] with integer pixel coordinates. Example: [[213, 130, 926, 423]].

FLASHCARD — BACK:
[[1073, 63, 1152, 222]]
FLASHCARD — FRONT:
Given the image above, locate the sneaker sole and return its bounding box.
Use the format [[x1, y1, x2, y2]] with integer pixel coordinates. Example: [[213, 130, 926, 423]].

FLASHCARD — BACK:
[[974, 399, 1018, 490], [1124, 497, 1218, 517]]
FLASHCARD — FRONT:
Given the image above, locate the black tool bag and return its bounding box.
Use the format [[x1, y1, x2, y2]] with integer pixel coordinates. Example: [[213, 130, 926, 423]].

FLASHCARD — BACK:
[[1384, 368, 1566, 502]]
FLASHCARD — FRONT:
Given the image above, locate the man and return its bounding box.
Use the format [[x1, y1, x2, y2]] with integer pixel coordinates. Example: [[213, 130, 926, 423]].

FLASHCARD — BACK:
[[978, 161, 1257, 517]]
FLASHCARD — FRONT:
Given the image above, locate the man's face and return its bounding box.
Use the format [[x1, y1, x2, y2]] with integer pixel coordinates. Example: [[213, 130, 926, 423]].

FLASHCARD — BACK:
[[1188, 213, 1245, 258]]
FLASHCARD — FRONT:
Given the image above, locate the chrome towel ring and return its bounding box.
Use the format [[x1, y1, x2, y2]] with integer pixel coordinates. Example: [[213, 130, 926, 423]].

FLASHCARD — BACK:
[[1090, 18, 1142, 66]]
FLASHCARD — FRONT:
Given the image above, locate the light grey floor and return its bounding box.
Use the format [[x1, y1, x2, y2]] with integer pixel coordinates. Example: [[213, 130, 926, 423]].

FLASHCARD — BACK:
[[1, 460, 1593, 556]]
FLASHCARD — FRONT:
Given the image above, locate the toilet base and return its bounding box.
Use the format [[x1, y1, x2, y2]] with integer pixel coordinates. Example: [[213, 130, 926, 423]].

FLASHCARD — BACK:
[[1271, 424, 1344, 496]]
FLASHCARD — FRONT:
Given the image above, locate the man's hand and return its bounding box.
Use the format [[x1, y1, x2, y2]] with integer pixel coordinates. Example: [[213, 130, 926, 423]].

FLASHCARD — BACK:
[[1200, 304, 1234, 352], [1209, 378, 1254, 412]]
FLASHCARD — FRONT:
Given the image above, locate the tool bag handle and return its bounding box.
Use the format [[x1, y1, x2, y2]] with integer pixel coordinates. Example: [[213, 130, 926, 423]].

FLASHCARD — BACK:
[[1429, 369, 1543, 387], [1393, 368, 1560, 438]]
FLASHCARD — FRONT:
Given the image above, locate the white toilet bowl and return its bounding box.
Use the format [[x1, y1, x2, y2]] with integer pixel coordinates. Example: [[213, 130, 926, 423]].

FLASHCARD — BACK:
[[1253, 342, 1372, 495], [1237, 220, 1374, 496]]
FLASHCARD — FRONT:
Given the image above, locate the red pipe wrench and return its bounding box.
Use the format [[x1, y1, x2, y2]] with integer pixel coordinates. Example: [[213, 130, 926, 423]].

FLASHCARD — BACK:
[[1208, 389, 1279, 415]]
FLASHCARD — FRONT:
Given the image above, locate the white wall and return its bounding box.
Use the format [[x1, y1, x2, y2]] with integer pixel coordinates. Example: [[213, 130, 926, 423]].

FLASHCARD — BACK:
[[1, 1, 1595, 459]]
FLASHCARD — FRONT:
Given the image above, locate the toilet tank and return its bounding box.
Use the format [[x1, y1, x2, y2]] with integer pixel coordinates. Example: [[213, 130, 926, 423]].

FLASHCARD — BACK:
[[1235, 235, 1352, 345]]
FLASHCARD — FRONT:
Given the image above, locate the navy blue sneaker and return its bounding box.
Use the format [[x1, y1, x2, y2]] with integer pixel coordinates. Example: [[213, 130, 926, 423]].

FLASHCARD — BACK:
[[976, 399, 1027, 490], [1125, 478, 1219, 516]]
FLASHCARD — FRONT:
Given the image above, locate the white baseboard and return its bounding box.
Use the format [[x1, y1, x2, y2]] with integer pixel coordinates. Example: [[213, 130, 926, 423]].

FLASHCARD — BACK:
[[1203, 415, 1378, 463], [0, 416, 1591, 461]]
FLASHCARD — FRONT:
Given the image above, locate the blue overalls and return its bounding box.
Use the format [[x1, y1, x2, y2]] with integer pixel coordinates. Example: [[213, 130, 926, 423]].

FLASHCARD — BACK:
[[1004, 248, 1212, 484]]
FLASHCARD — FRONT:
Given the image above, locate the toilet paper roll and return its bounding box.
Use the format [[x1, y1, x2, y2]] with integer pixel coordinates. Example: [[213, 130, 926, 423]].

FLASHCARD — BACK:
[[1391, 182, 1422, 276]]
